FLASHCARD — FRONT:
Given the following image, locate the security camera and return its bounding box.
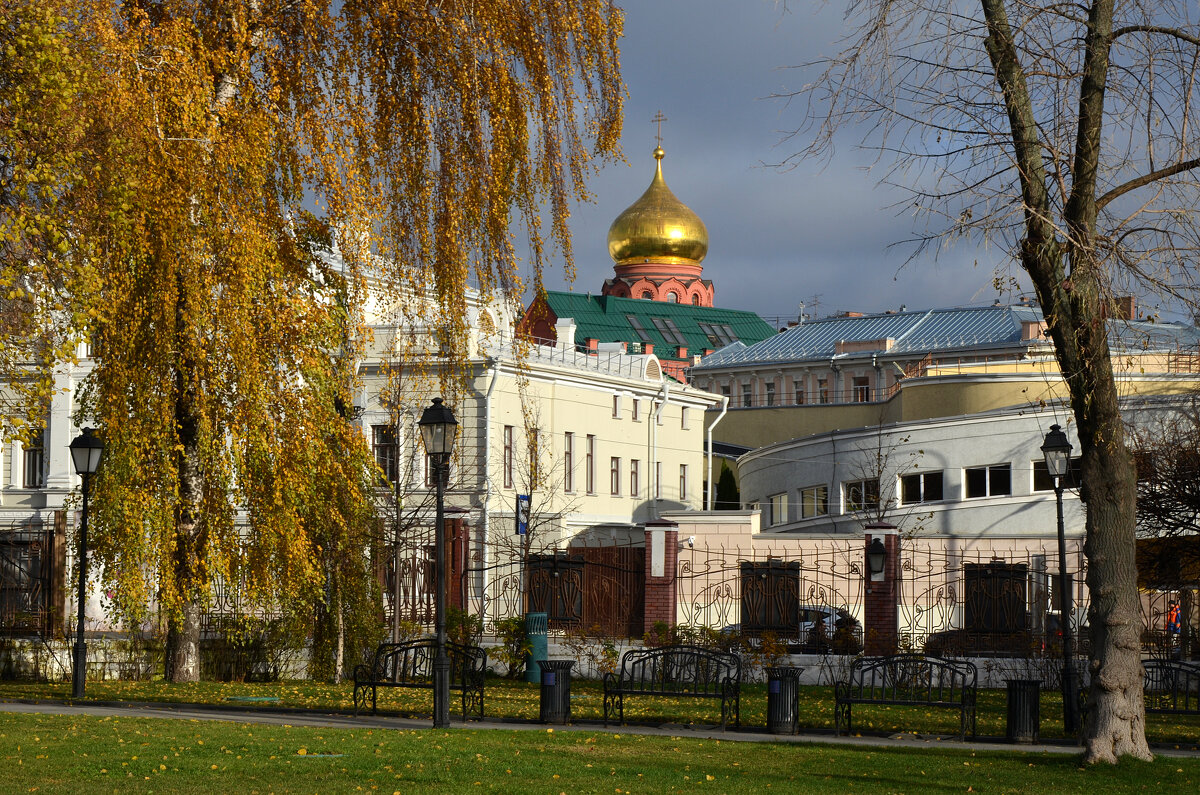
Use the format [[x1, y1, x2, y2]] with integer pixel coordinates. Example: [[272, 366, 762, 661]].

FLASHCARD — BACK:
[[687, 535, 695, 548]]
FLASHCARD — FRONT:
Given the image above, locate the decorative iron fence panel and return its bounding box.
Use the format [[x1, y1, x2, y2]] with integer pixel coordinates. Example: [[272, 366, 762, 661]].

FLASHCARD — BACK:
[[527, 546, 645, 637], [675, 542, 864, 649], [0, 520, 57, 636], [900, 543, 1089, 658]]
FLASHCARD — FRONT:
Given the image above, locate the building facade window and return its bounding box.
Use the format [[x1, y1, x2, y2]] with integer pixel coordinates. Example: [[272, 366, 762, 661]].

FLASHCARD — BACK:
[[852, 376, 871, 403], [586, 435, 596, 494], [503, 425, 514, 489], [1032, 458, 1083, 491], [610, 457, 621, 495], [527, 427, 541, 490], [679, 464, 688, 500], [900, 471, 944, 504], [371, 425, 398, 483], [564, 432, 575, 493], [612, 394, 621, 418], [630, 459, 640, 498], [794, 379, 805, 405], [768, 492, 787, 526], [818, 378, 830, 404], [765, 382, 776, 406], [741, 383, 752, 408], [721, 384, 732, 399], [680, 407, 689, 429], [843, 478, 880, 512], [666, 291, 678, 303], [965, 463, 1012, 498], [800, 485, 828, 518], [631, 399, 640, 421], [22, 431, 45, 489]]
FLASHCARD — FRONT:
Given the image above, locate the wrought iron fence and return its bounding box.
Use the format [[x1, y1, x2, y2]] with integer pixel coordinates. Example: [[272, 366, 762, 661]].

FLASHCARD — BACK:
[[0, 519, 59, 637], [675, 542, 864, 652], [898, 543, 1089, 658]]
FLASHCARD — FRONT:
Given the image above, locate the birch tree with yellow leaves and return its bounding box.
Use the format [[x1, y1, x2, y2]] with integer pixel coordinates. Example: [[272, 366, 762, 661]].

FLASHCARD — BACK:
[[0, 0, 622, 681]]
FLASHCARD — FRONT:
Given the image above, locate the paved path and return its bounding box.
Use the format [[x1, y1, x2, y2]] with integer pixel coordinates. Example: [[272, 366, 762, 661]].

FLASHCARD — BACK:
[[4, 698, 1197, 758]]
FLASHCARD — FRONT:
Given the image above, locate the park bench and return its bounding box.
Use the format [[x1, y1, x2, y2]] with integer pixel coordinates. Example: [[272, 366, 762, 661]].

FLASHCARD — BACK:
[[352, 639, 486, 720], [602, 644, 741, 729], [1143, 659, 1200, 715], [835, 653, 977, 739]]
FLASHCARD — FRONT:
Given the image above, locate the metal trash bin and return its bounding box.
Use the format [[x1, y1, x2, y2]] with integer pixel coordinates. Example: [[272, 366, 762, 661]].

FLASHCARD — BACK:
[[1006, 679, 1041, 743], [538, 659, 574, 724], [524, 612, 549, 683], [766, 666, 804, 735]]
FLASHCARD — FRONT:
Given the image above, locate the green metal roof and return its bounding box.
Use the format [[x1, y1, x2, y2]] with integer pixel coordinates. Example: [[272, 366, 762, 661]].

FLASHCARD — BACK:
[[541, 292, 776, 359]]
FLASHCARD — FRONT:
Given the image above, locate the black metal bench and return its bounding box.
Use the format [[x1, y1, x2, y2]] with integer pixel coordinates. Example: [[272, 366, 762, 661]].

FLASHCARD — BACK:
[[352, 639, 486, 719], [602, 644, 741, 729], [1144, 659, 1200, 714], [835, 653, 977, 739]]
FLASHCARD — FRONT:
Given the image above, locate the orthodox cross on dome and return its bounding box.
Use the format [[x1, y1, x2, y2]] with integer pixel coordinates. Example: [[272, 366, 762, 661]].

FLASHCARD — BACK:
[[652, 110, 667, 147]]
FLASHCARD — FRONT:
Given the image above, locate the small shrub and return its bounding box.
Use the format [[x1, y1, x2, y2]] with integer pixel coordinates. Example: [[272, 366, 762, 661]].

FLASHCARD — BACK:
[[489, 616, 530, 679]]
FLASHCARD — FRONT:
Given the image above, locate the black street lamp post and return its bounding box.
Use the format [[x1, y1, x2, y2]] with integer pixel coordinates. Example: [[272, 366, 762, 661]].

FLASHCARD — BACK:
[[69, 427, 103, 699], [1041, 423, 1080, 734], [419, 397, 458, 730]]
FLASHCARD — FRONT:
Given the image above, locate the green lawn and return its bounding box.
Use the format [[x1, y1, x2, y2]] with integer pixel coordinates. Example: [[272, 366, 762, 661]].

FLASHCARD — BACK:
[[3, 677, 1199, 745], [0, 711, 1197, 794]]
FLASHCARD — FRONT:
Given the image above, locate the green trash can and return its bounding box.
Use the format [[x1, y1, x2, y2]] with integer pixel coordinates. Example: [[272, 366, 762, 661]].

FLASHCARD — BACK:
[[525, 612, 548, 683]]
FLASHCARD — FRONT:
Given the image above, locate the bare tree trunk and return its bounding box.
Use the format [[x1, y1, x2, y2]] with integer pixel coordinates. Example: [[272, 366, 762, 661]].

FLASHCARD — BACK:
[[334, 577, 344, 684]]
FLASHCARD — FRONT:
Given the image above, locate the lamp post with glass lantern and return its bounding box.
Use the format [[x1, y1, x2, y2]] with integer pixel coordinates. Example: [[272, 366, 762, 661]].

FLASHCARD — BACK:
[[69, 427, 103, 699], [1041, 423, 1079, 734], [419, 397, 458, 729]]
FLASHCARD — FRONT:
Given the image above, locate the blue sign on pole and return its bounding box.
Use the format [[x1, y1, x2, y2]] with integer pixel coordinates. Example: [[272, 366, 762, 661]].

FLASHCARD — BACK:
[[516, 494, 531, 535]]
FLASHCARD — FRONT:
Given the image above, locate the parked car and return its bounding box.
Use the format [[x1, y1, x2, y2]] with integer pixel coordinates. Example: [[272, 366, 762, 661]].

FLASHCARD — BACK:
[[722, 606, 863, 654]]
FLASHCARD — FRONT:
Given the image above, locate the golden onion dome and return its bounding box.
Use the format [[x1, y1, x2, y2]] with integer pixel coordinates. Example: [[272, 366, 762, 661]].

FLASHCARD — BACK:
[[607, 147, 708, 266]]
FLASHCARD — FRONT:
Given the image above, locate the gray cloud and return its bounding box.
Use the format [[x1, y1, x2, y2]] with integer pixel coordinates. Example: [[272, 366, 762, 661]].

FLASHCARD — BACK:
[[527, 0, 1031, 322]]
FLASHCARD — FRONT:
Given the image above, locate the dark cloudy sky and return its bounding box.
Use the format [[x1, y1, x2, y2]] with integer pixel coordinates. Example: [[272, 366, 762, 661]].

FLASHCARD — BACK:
[[531, 0, 1027, 326]]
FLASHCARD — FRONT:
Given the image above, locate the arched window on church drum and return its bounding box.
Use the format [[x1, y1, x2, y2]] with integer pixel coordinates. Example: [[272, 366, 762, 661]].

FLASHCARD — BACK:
[[641, 290, 653, 300], [666, 291, 678, 303]]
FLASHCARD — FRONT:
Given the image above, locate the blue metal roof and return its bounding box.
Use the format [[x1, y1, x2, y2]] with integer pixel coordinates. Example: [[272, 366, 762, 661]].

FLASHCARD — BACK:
[[693, 304, 1200, 369]]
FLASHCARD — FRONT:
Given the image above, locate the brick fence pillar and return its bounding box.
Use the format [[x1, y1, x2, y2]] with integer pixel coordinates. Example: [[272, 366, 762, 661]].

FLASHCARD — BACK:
[[643, 519, 679, 638], [863, 523, 900, 656]]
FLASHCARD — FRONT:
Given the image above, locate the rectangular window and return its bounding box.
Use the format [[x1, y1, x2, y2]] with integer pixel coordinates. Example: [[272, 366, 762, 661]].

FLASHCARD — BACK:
[[680, 407, 689, 429], [1032, 458, 1083, 491], [586, 435, 596, 494], [22, 431, 45, 489], [965, 463, 1012, 498], [503, 425, 514, 489], [852, 376, 871, 403], [655, 462, 662, 499], [632, 399, 640, 421], [765, 382, 776, 407], [794, 379, 805, 405], [630, 459, 640, 498], [818, 378, 830, 404], [564, 432, 575, 493], [900, 471, 945, 504], [843, 478, 880, 512], [372, 425, 398, 483], [679, 464, 688, 500], [741, 383, 752, 408], [768, 492, 787, 526], [612, 394, 620, 418], [527, 427, 541, 490], [721, 384, 732, 399], [800, 485, 828, 518], [610, 457, 621, 495]]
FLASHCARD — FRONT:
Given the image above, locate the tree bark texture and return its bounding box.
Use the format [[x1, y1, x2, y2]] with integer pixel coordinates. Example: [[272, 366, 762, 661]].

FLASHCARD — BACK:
[[982, 0, 1150, 762]]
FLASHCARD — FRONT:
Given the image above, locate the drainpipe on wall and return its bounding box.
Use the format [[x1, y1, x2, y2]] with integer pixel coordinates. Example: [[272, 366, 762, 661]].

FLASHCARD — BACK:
[[480, 357, 501, 627], [651, 379, 670, 518], [706, 395, 729, 511]]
